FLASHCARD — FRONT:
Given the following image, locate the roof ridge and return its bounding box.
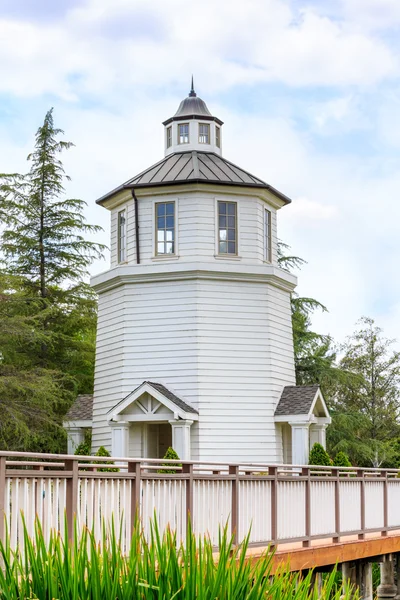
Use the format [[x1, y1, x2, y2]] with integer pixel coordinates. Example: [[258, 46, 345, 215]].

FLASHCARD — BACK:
[[192, 151, 200, 178]]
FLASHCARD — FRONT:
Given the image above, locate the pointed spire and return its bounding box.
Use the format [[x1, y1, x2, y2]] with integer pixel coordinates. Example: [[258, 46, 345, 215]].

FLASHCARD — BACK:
[[189, 75, 196, 97]]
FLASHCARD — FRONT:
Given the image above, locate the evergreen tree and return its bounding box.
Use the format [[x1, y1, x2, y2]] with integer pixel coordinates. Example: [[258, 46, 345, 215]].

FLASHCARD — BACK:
[[0, 109, 105, 451], [0, 108, 104, 293], [333, 451, 351, 467], [309, 442, 331, 466], [278, 242, 341, 394], [327, 317, 400, 467]]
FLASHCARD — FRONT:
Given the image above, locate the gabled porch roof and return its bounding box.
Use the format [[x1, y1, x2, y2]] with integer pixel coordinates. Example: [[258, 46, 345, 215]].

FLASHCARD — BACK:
[[107, 381, 199, 423], [274, 385, 331, 424]]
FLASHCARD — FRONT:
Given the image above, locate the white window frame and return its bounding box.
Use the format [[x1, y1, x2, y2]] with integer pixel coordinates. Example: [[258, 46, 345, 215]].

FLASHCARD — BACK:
[[117, 209, 126, 264], [199, 123, 210, 144], [216, 199, 238, 257], [166, 126, 172, 148], [178, 123, 189, 145], [215, 125, 221, 148], [152, 199, 179, 259], [264, 208, 272, 262]]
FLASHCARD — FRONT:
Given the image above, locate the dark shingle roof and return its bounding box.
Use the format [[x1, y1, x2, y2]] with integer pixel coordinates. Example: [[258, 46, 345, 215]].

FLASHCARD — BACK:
[[275, 385, 320, 416], [65, 394, 93, 421], [96, 151, 291, 205], [144, 382, 198, 415]]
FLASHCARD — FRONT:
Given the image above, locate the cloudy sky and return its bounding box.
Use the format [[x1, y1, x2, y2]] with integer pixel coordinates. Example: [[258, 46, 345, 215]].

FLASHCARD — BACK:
[[0, 0, 399, 346]]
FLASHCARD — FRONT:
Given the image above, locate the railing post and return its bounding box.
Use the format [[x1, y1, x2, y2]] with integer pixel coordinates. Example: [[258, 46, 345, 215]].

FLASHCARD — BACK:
[[382, 471, 388, 537], [229, 465, 239, 545], [128, 461, 141, 528], [302, 467, 311, 547], [183, 463, 193, 532], [270, 466, 277, 547], [0, 456, 6, 545], [358, 469, 365, 540], [65, 458, 79, 542], [333, 468, 340, 543]]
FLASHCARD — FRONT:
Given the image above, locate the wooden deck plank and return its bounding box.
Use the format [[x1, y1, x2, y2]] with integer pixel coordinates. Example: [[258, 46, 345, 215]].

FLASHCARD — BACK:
[[247, 531, 400, 572]]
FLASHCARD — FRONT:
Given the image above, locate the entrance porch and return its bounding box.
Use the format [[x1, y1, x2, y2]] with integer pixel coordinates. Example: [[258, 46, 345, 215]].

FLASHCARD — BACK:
[[107, 381, 198, 460], [275, 385, 331, 464]]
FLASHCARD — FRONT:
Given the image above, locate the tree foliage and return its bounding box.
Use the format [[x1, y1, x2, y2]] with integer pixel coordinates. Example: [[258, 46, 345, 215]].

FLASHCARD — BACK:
[[278, 242, 341, 395], [327, 317, 400, 467], [0, 109, 105, 452]]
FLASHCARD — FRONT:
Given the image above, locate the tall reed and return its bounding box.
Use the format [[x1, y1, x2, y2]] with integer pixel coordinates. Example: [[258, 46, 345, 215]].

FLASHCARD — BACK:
[[0, 516, 356, 599]]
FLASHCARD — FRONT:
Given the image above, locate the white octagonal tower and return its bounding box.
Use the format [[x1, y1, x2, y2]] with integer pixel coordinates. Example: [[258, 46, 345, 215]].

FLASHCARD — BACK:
[[82, 81, 330, 465]]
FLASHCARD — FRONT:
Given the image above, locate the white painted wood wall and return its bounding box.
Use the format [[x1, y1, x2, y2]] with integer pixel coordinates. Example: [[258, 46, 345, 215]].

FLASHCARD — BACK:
[[92, 186, 296, 463]]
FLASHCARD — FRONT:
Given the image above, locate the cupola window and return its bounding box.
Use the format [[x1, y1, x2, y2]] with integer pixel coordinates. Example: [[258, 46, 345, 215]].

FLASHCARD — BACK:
[[166, 126, 172, 148], [264, 208, 272, 262], [118, 209, 126, 263], [218, 201, 237, 255], [216, 126, 221, 148], [156, 202, 175, 255], [199, 123, 210, 144], [178, 123, 189, 144]]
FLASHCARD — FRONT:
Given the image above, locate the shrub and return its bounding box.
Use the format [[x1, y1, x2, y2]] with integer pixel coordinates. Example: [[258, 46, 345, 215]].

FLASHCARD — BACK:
[[309, 443, 331, 467], [333, 451, 351, 468], [95, 445, 119, 473], [158, 446, 181, 474], [73, 429, 92, 456]]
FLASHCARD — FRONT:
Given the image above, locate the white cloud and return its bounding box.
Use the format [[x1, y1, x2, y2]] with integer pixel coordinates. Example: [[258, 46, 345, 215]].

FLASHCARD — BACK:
[[1, 0, 400, 349], [284, 197, 337, 221], [0, 0, 397, 102], [340, 0, 400, 31]]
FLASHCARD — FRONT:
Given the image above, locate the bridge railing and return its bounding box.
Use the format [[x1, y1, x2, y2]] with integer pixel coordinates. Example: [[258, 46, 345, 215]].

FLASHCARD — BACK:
[[1, 451, 399, 551]]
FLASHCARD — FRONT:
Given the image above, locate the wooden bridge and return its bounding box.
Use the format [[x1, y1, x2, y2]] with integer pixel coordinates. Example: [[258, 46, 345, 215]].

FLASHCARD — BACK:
[[1, 451, 400, 599]]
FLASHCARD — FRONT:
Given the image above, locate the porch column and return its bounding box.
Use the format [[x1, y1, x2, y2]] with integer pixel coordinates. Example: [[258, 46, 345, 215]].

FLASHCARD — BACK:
[[289, 421, 310, 465], [109, 421, 130, 461], [169, 420, 193, 460], [66, 427, 85, 455], [309, 423, 328, 450]]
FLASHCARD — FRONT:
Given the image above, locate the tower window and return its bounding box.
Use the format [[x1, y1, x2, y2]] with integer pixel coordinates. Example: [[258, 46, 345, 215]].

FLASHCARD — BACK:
[[178, 123, 189, 144], [166, 126, 172, 148], [199, 123, 210, 144], [118, 209, 126, 263], [216, 126, 221, 148], [265, 208, 272, 262], [218, 201, 237, 255], [156, 202, 175, 255]]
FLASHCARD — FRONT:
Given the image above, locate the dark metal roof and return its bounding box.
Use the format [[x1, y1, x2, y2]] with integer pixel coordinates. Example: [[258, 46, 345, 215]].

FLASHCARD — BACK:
[[65, 394, 93, 421], [173, 95, 212, 119], [144, 381, 198, 415], [162, 80, 223, 126], [275, 385, 320, 416], [96, 151, 292, 205]]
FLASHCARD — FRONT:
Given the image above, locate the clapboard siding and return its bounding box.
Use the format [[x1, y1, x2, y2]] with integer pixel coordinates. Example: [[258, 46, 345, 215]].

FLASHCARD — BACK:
[[193, 278, 294, 463], [93, 181, 296, 461], [109, 190, 279, 267]]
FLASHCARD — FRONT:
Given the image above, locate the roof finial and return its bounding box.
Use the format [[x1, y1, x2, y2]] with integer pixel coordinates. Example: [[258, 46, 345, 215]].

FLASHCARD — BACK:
[[189, 75, 196, 97]]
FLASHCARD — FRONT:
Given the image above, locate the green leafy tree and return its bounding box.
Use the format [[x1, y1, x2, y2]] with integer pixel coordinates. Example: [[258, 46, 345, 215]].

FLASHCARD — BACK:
[[309, 442, 331, 466], [327, 317, 400, 467], [0, 109, 105, 451]]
